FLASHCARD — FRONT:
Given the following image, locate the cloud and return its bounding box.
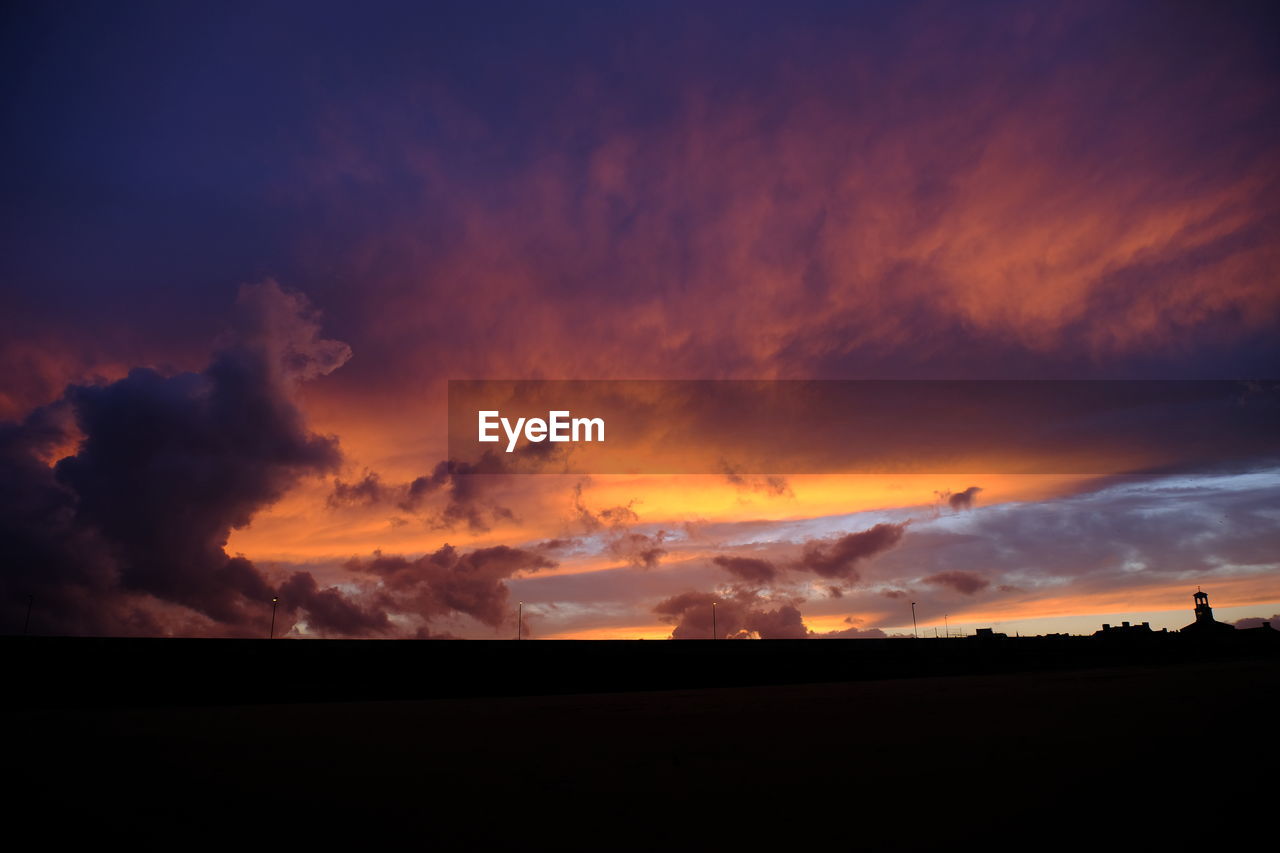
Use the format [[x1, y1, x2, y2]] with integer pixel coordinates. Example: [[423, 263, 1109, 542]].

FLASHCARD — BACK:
[[711, 555, 779, 584], [259, 0, 1280, 407], [278, 571, 390, 635], [703, 523, 907, 595], [937, 486, 983, 511], [328, 470, 386, 508], [0, 282, 371, 636], [347, 543, 554, 629], [743, 604, 809, 639], [721, 461, 793, 498], [795, 523, 908, 581], [872, 472, 1280, 605], [922, 571, 990, 596], [1231, 614, 1278, 630], [400, 456, 517, 532], [812, 624, 889, 639], [653, 588, 887, 639], [393, 443, 572, 532], [572, 482, 668, 569], [654, 590, 800, 640], [5, 3, 1280, 639]]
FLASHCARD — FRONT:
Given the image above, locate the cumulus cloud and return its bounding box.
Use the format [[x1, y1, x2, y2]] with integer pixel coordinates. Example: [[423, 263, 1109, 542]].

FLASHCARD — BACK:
[[278, 571, 390, 635], [812, 623, 889, 639], [741, 603, 810, 639], [0, 281, 365, 636], [654, 590, 810, 640], [654, 589, 887, 639], [347, 543, 554, 629]]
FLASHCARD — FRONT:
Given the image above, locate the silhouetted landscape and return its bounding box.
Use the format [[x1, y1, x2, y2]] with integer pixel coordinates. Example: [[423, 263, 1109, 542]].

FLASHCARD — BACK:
[[7, 626, 1278, 707], [7, 623, 1277, 848]]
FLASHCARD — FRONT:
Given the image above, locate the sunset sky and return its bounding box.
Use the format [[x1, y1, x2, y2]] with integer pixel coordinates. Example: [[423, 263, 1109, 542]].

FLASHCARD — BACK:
[[2, 0, 1278, 639]]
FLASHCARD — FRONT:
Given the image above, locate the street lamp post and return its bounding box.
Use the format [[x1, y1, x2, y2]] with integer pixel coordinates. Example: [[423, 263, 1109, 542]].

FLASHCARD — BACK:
[[269, 596, 279, 639], [911, 601, 918, 638], [518, 601, 523, 640], [712, 601, 717, 640]]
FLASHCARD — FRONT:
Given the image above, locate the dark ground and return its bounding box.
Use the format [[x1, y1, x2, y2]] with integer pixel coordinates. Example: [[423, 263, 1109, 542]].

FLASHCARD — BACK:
[[5, 639, 1276, 849]]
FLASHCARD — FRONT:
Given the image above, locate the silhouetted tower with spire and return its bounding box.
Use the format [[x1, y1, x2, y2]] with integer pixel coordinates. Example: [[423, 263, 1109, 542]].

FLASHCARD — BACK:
[[1182, 587, 1235, 636], [1193, 588, 1214, 624]]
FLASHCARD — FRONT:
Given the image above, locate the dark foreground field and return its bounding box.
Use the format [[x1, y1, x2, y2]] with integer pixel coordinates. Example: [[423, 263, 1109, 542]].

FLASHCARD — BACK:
[[6, 644, 1276, 850]]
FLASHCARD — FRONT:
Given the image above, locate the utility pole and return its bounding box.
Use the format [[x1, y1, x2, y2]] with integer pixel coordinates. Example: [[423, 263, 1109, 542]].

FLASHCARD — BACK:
[[944, 614, 949, 638], [712, 601, 717, 640], [911, 601, 918, 638], [518, 601, 523, 640], [270, 596, 278, 639]]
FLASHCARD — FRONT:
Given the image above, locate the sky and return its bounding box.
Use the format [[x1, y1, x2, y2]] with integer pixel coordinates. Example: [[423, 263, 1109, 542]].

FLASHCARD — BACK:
[[1, 0, 1278, 639]]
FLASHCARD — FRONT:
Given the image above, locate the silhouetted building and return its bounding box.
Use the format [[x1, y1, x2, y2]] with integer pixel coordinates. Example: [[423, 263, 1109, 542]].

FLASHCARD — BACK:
[[1181, 589, 1236, 636], [1094, 620, 1162, 637], [970, 627, 1007, 639]]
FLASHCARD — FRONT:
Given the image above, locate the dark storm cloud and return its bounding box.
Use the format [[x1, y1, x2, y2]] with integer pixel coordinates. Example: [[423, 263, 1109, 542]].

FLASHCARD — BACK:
[[0, 281, 367, 635], [278, 571, 391, 635], [3, 1, 1277, 425], [53, 282, 347, 626], [347, 543, 554, 629], [0, 405, 129, 634]]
